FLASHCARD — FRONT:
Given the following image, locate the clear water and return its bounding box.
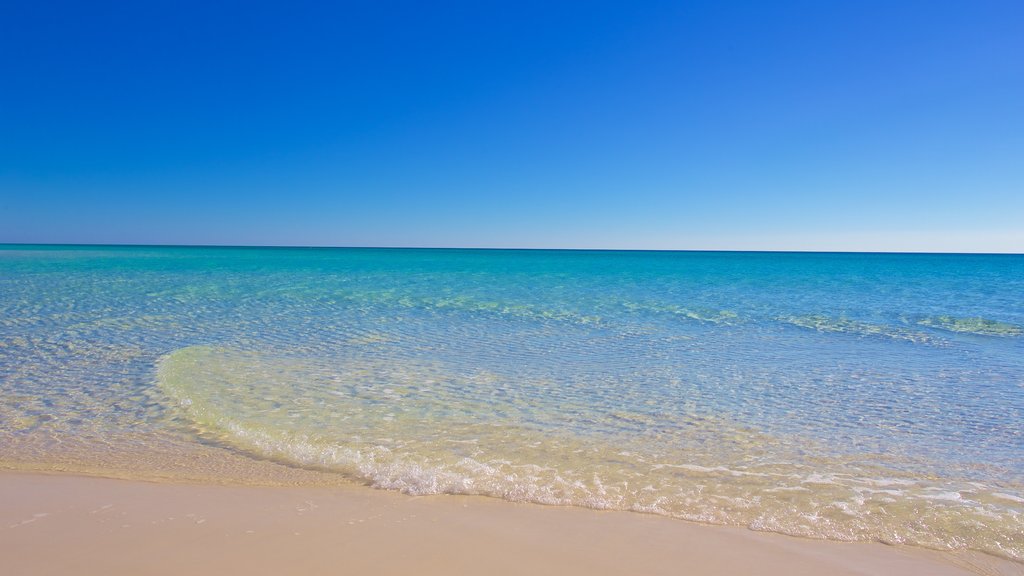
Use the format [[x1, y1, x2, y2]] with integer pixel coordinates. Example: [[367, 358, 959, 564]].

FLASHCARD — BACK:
[[1, 246, 1022, 559]]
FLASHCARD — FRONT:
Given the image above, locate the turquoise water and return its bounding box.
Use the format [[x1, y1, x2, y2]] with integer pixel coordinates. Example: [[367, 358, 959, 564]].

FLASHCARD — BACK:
[[1, 245, 1022, 559]]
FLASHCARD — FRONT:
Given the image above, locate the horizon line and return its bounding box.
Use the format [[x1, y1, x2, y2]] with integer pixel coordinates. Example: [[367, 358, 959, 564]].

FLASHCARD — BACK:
[[1, 242, 1022, 256]]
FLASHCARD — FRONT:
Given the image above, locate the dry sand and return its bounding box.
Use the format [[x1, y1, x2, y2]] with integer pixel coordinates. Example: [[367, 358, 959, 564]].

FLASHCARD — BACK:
[[0, 472, 1018, 576]]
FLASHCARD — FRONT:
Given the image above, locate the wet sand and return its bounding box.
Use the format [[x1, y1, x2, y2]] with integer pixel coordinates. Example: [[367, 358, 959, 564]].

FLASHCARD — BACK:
[[1, 472, 1017, 575]]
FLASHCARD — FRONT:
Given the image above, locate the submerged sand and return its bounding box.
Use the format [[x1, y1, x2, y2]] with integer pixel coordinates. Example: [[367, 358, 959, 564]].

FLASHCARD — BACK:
[[1, 472, 1018, 575]]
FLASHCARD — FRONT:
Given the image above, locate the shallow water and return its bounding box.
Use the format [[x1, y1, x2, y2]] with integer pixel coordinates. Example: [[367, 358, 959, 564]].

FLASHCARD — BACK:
[[1, 246, 1022, 559]]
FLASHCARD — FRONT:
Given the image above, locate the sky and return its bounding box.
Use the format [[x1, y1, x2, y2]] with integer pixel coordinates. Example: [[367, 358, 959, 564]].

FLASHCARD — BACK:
[[1, 0, 1022, 252]]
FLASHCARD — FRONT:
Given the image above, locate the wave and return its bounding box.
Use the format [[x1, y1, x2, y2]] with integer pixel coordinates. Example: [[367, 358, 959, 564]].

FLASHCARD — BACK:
[[330, 289, 604, 326], [777, 315, 938, 344], [917, 316, 1023, 337], [156, 345, 1024, 561], [618, 302, 740, 325]]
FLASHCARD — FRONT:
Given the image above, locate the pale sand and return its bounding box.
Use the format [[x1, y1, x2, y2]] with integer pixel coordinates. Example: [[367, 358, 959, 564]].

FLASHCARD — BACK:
[[0, 472, 1018, 576]]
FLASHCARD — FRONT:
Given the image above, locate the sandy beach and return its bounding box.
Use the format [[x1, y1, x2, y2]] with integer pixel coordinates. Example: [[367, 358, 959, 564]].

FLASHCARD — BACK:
[[1, 471, 1017, 576]]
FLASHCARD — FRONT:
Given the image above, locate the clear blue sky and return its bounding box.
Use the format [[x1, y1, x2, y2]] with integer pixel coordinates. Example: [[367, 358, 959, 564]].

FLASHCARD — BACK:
[[2, 0, 1022, 251]]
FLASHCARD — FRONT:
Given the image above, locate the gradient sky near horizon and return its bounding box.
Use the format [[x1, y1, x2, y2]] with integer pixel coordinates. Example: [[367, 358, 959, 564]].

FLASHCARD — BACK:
[[2, 1, 1022, 252]]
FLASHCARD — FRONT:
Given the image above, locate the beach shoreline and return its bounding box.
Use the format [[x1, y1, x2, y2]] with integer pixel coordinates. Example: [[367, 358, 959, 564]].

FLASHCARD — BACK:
[[3, 248, 1022, 570], [1, 471, 1017, 576]]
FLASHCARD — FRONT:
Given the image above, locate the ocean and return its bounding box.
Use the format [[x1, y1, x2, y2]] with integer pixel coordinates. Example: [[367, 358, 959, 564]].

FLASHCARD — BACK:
[[1, 245, 1021, 560]]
